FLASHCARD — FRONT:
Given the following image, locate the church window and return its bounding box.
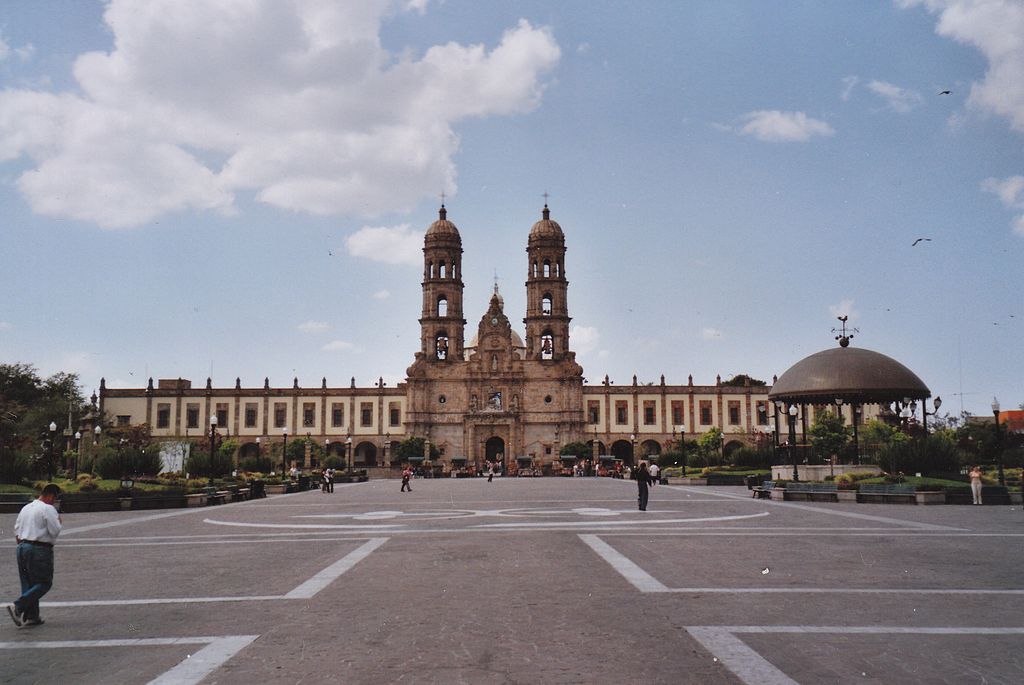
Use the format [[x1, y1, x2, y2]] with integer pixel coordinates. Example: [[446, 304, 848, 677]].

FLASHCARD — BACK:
[[216, 404, 228, 427], [245, 403, 258, 428], [428, 261, 434, 278], [331, 403, 344, 427], [540, 332, 554, 360], [389, 403, 401, 426], [588, 401, 600, 424], [556, 260, 562, 277], [274, 403, 287, 428], [671, 401, 684, 426], [543, 259, 551, 277], [491, 354, 498, 370], [157, 403, 171, 429], [542, 294, 552, 315], [643, 401, 656, 425], [435, 334, 449, 360], [303, 402, 316, 428], [615, 401, 628, 425], [437, 296, 448, 317], [186, 404, 199, 429], [699, 401, 713, 425], [532, 260, 538, 277]]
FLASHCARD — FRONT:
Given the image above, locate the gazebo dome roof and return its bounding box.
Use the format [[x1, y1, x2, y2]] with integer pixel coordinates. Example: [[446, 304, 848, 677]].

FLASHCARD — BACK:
[[768, 346, 930, 404]]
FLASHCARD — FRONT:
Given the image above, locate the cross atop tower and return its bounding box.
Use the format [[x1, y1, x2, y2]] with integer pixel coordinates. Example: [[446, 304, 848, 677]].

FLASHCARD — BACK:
[[439, 191, 446, 207], [542, 191, 550, 206]]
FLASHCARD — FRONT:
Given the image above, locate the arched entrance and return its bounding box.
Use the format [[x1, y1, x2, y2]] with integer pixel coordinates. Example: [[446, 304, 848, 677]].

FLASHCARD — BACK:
[[355, 442, 377, 467], [485, 437, 505, 468], [640, 440, 661, 457], [611, 440, 634, 464], [239, 442, 259, 460], [586, 440, 606, 456]]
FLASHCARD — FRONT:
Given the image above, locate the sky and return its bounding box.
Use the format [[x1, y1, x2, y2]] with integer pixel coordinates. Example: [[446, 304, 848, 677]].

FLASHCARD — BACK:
[[0, 0, 1021, 419]]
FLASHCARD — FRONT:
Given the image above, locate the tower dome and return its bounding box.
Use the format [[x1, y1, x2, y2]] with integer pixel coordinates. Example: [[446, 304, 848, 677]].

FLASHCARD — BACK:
[[425, 205, 461, 243], [529, 204, 563, 240]]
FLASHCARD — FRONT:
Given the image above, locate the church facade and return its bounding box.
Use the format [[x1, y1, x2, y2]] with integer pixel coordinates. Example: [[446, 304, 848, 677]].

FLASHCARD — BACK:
[[100, 204, 789, 471]]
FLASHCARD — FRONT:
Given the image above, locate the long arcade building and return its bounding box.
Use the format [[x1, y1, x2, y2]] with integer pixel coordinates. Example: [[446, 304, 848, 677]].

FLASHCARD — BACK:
[[101, 205, 811, 471]]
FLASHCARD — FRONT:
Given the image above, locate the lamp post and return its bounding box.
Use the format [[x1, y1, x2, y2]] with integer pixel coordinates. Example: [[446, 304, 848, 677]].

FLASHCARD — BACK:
[[852, 405, 861, 465], [282, 427, 289, 477], [74, 431, 81, 479], [93, 424, 102, 474], [209, 415, 218, 485], [992, 397, 1004, 486], [346, 435, 353, 474], [630, 433, 636, 467], [786, 404, 799, 482], [46, 421, 57, 481], [923, 396, 942, 435], [325, 438, 330, 469], [255, 436, 261, 471]]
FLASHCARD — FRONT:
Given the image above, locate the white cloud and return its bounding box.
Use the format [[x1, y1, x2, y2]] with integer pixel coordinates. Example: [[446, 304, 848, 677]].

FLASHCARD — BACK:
[[298, 320, 329, 333], [866, 79, 923, 113], [829, 299, 859, 321], [701, 327, 723, 340], [373, 289, 391, 300], [322, 340, 356, 352], [0, 35, 8, 61], [0, 321, 11, 330], [840, 75, 859, 101], [0, 2, 560, 228], [576, 42, 591, 55], [346, 223, 423, 265], [900, 0, 1024, 132], [982, 175, 1024, 236], [737, 111, 834, 142], [570, 325, 600, 354]]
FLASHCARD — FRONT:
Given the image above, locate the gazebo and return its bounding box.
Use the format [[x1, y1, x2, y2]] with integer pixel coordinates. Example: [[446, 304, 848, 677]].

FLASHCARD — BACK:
[[768, 332, 931, 480]]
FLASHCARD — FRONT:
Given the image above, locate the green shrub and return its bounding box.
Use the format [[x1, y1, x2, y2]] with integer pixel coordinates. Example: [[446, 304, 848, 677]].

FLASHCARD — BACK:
[[239, 455, 273, 473], [0, 451, 32, 485], [185, 447, 234, 479]]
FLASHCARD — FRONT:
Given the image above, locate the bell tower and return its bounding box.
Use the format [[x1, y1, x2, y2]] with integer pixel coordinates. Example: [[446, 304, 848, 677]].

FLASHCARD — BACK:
[[420, 204, 466, 361], [524, 203, 570, 360]]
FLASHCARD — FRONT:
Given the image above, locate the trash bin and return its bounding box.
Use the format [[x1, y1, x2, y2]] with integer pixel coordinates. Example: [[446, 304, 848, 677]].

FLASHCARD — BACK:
[[298, 475, 311, 491], [745, 475, 759, 490]]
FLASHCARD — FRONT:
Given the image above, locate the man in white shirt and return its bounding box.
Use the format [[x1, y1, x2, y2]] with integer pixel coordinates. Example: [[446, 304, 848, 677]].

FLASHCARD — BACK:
[[8, 484, 62, 628], [649, 462, 660, 485]]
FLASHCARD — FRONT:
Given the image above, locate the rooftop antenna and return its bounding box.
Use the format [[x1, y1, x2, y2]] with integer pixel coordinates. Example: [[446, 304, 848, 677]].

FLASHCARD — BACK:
[[832, 315, 858, 348]]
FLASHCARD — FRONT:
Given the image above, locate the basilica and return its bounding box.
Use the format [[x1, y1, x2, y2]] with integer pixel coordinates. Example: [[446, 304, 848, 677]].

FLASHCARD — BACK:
[[100, 204, 778, 471]]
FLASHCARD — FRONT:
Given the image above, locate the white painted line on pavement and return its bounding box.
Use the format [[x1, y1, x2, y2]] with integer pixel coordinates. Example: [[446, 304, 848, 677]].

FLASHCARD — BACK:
[[0, 635, 258, 685], [686, 625, 1024, 685], [687, 626, 797, 685], [668, 486, 963, 531], [578, 534, 669, 592], [479, 511, 770, 528], [43, 538, 390, 608], [203, 519, 403, 530], [284, 537, 389, 598]]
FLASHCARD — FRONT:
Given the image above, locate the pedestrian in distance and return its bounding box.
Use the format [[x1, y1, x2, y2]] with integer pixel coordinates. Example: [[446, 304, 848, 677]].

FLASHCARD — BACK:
[[969, 465, 983, 505], [8, 483, 63, 628], [401, 466, 413, 492], [649, 461, 660, 486], [636, 460, 652, 511]]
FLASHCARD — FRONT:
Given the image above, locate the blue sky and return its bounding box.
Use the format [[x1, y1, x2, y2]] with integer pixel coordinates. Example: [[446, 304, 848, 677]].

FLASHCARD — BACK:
[[0, 0, 1021, 418]]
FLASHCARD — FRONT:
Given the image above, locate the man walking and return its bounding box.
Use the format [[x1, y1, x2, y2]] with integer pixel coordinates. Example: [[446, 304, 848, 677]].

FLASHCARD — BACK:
[[8, 484, 63, 628], [636, 460, 652, 511], [401, 466, 413, 492]]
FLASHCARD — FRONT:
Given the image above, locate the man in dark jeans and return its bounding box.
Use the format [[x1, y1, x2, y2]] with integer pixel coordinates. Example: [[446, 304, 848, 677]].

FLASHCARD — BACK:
[[8, 484, 63, 627], [635, 461, 652, 511]]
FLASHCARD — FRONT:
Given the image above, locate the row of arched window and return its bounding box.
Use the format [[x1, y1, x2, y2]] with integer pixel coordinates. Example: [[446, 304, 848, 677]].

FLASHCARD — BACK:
[[426, 260, 459, 280], [530, 258, 562, 278]]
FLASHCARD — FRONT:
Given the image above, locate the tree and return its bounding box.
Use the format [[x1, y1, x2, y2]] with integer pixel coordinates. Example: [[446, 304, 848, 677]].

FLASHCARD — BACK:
[[559, 441, 589, 457], [809, 411, 849, 463], [393, 437, 438, 463], [697, 427, 724, 467], [720, 374, 767, 387]]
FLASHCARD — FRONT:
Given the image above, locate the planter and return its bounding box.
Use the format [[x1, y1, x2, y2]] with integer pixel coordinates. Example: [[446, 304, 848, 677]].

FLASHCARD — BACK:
[[680, 478, 707, 486], [185, 493, 207, 508], [916, 491, 945, 505], [836, 490, 858, 503], [263, 483, 290, 495], [119, 497, 133, 510]]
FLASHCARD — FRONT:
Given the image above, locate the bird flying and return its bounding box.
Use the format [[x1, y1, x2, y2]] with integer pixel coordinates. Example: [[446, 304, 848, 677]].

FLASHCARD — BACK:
[[939, 90, 951, 95], [911, 238, 932, 246]]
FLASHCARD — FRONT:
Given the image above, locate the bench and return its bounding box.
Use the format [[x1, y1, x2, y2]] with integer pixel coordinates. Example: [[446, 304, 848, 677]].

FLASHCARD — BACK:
[[0, 493, 33, 514], [751, 481, 776, 499], [782, 482, 838, 502], [857, 484, 916, 504], [204, 487, 230, 505]]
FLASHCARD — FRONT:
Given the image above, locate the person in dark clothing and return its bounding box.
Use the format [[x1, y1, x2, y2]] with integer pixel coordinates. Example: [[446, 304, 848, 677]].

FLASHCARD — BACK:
[[401, 466, 413, 492], [636, 461, 651, 511]]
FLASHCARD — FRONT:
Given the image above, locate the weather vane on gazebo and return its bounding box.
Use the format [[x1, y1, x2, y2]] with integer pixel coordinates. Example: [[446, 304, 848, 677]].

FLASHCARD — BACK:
[[832, 315, 858, 348]]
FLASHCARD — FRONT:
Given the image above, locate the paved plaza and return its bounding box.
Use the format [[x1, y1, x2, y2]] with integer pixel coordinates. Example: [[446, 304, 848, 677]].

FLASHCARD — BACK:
[[2, 478, 1023, 684]]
